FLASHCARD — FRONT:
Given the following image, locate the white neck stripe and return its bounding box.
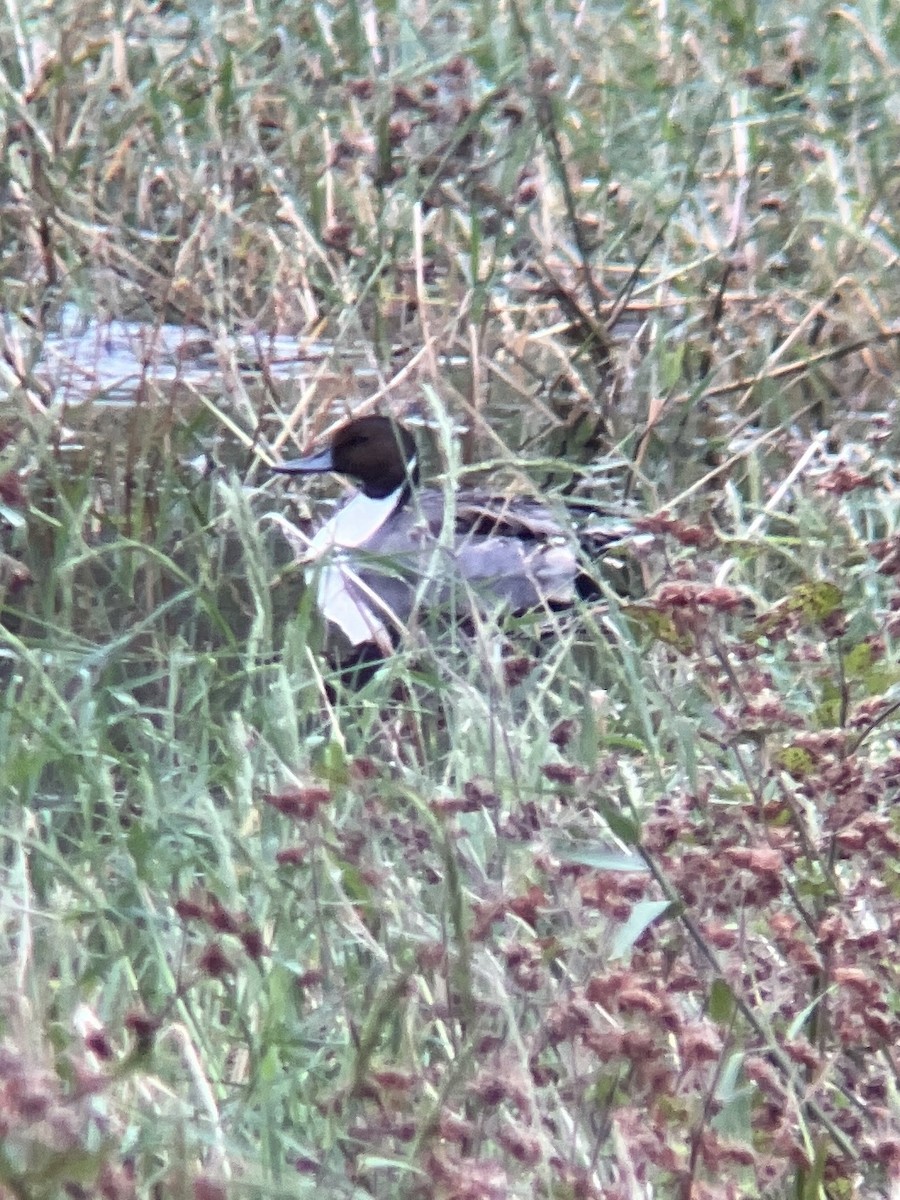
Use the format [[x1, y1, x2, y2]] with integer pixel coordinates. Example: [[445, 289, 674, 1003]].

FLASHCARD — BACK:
[[302, 482, 406, 561]]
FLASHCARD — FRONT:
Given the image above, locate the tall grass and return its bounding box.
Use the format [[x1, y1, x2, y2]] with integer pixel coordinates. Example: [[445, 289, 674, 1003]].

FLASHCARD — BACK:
[[1, 0, 898, 1195]]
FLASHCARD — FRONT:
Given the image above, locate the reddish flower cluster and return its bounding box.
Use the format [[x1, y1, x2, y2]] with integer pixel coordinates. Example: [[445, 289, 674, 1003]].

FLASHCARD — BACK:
[[174, 889, 267, 964], [653, 581, 747, 613], [634, 511, 717, 547], [263, 784, 332, 821], [815, 465, 877, 494], [0, 1042, 142, 1197]]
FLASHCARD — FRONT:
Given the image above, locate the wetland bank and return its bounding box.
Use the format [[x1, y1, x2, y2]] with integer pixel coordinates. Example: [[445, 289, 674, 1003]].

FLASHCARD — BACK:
[[2, 2, 899, 1196]]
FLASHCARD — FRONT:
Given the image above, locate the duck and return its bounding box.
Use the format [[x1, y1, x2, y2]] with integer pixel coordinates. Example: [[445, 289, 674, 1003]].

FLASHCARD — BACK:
[[272, 415, 631, 658]]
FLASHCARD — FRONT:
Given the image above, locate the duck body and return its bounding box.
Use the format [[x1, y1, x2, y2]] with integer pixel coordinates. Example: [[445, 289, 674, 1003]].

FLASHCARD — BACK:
[[274, 416, 617, 655]]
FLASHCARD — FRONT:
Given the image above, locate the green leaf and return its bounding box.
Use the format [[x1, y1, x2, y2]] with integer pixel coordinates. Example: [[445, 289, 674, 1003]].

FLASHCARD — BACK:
[[598, 804, 642, 845], [708, 977, 736, 1024], [799, 1140, 828, 1199], [843, 641, 873, 677], [793, 581, 843, 624], [259, 1045, 280, 1084], [555, 847, 648, 871], [776, 745, 814, 779], [624, 604, 693, 651], [863, 666, 897, 696], [611, 900, 671, 958], [787, 987, 833, 1040], [320, 740, 350, 786], [217, 48, 235, 116], [713, 1052, 754, 1138], [814, 697, 843, 727]]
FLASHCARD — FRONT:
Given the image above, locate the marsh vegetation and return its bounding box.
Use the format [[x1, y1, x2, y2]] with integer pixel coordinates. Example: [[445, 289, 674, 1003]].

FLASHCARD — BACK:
[[1, 0, 899, 1196]]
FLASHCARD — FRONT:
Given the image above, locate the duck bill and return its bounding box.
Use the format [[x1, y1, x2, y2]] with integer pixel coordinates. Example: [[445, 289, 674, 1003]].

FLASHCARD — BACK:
[[272, 447, 335, 475]]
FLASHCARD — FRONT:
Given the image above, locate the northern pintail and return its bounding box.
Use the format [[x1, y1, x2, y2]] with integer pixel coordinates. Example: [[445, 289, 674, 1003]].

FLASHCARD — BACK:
[[273, 416, 629, 657]]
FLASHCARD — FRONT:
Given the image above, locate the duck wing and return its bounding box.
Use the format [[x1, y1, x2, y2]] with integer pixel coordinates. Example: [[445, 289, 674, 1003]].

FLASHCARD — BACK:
[[453, 491, 568, 541]]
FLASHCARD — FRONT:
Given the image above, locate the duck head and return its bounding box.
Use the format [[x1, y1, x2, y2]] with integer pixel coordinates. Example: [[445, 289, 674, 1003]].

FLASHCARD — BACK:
[[274, 416, 419, 499]]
